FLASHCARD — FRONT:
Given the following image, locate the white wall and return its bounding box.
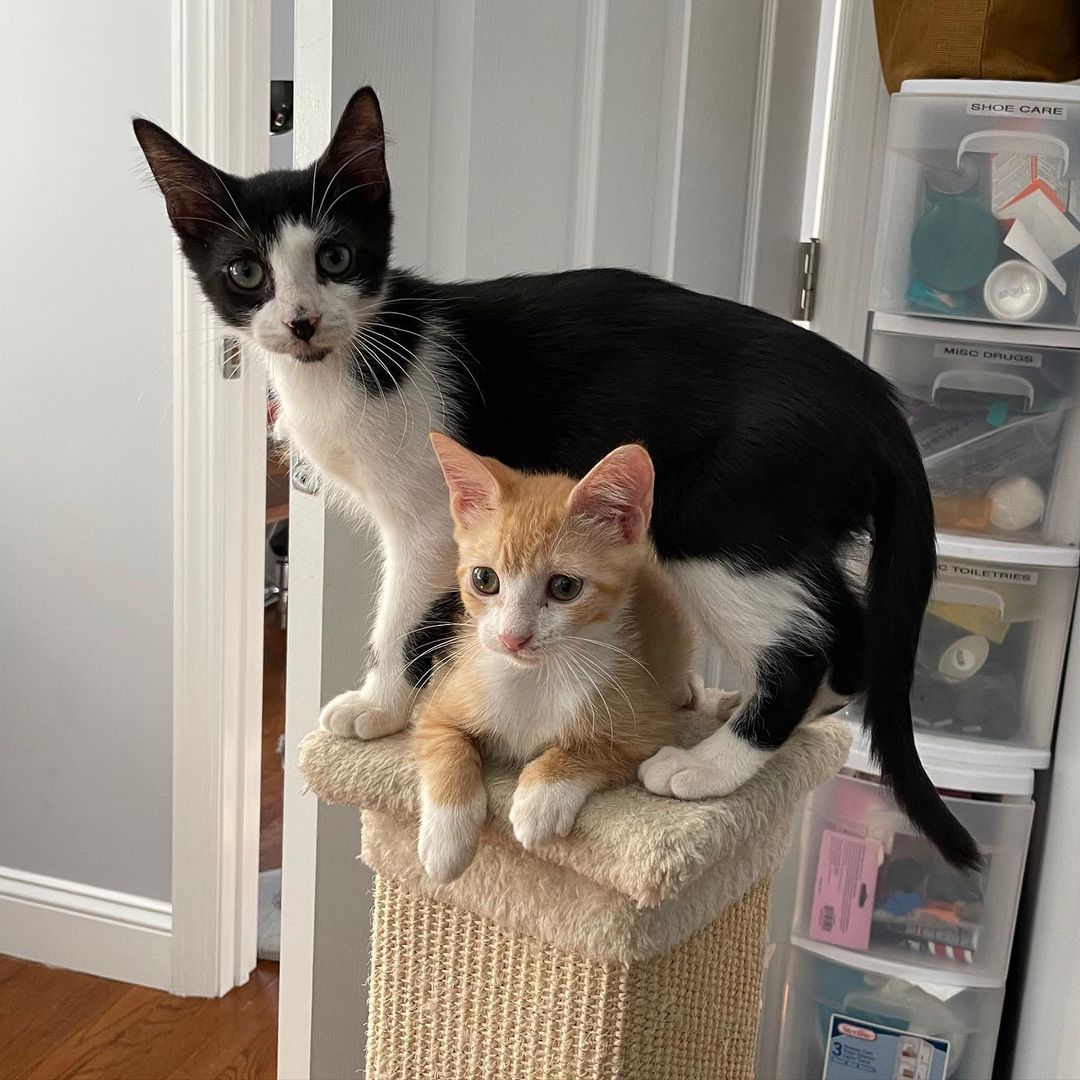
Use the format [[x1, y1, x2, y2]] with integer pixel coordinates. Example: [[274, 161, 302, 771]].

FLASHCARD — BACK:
[[0, 3, 174, 901]]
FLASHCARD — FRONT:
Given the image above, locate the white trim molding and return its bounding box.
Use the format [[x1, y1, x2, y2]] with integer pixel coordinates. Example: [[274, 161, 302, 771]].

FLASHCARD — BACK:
[[0, 867, 172, 991], [809, 0, 890, 354], [170, 0, 270, 997]]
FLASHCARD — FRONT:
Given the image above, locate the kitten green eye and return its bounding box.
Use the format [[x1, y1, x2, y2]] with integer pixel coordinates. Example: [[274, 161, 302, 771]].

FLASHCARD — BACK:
[[317, 243, 352, 276], [547, 574, 583, 602], [471, 567, 500, 595], [226, 258, 265, 289]]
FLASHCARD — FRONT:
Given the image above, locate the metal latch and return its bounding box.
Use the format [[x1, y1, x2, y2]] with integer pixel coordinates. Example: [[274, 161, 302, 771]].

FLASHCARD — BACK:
[[290, 449, 320, 495], [796, 237, 820, 321], [271, 80, 294, 135], [222, 337, 242, 380]]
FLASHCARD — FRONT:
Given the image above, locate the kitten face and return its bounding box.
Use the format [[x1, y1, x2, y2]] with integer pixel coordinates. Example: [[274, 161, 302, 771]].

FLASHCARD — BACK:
[[431, 435, 656, 668], [133, 88, 392, 364]]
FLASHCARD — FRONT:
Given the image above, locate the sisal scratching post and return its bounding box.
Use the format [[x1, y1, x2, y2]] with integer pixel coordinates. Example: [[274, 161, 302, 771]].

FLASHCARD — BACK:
[[299, 691, 850, 1080]]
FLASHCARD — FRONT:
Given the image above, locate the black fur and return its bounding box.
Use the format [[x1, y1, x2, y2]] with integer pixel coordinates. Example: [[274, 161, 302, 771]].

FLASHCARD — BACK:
[[134, 88, 980, 869]]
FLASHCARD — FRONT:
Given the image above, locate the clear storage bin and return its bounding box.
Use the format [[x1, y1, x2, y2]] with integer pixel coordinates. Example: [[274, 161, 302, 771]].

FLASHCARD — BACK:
[[867, 313, 1080, 546], [790, 770, 1032, 983], [846, 535, 1077, 763], [871, 80, 1080, 330], [763, 942, 1006, 1080]]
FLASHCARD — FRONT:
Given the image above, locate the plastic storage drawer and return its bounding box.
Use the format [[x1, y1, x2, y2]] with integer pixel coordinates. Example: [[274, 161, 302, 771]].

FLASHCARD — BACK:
[[846, 535, 1078, 763], [870, 80, 1080, 330], [762, 942, 1005, 1080], [791, 770, 1032, 983], [868, 313, 1080, 546]]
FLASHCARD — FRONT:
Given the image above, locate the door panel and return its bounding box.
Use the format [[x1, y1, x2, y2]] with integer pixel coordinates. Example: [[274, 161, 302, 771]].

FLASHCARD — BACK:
[[281, 2, 822, 1075]]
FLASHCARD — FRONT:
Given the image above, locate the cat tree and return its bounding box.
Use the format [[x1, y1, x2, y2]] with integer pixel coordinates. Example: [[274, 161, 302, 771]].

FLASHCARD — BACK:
[[299, 691, 850, 1080]]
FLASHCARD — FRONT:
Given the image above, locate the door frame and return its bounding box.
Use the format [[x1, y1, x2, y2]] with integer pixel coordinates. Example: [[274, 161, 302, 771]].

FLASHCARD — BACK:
[[169, 0, 270, 997], [807, 0, 890, 355]]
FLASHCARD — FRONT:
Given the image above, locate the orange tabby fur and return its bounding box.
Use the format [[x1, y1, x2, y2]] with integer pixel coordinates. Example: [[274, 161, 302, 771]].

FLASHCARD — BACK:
[[414, 434, 707, 883]]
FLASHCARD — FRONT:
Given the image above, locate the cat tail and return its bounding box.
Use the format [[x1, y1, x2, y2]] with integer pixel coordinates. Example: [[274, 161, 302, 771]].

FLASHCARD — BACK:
[[863, 437, 982, 871]]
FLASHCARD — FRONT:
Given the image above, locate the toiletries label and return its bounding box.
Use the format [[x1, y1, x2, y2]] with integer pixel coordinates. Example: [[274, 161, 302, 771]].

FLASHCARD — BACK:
[[937, 562, 1038, 586], [824, 1014, 949, 1080], [967, 98, 1067, 120], [932, 342, 1042, 368], [809, 831, 882, 951]]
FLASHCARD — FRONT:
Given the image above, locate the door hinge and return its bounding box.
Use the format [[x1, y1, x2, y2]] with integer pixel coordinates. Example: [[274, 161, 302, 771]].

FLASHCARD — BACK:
[[222, 337, 242, 380], [796, 237, 820, 321]]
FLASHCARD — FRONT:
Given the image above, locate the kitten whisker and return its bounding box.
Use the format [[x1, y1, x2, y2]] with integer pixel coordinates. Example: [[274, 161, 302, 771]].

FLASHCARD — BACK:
[[215, 174, 253, 236], [561, 636, 659, 685], [359, 326, 445, 430], [314, 142, 384, 226], [161, 179, 251, 240], [353, 337, 411, 448], [316, 179, 386, 226]]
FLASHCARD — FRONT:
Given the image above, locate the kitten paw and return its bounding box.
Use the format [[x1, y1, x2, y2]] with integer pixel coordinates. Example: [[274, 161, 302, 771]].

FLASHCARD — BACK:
[[638, 745, 700, 797], [510, 780, 589, 850], [667, 763, 746, 800], [318, 690, 409, 740], [714, 689, 741, 722], [640, 730, 770, 800], [418, 793, 486, 883], [677, 672, 706, 709]]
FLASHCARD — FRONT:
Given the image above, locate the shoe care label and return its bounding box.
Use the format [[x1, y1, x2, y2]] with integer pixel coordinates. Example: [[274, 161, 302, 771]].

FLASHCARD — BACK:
[[966, 99, 1067, 121], [932, 342, 1043, 368], [824, 1014, 949, 1080]]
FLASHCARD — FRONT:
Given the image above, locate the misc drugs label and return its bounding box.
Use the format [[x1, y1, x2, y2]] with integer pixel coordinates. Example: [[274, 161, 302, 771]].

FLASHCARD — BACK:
[[823, 1014, 949, 1080]]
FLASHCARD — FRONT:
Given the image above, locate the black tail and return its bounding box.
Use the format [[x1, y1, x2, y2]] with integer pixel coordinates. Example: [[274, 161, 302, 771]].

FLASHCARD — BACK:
[[863, 436, 982, 870]]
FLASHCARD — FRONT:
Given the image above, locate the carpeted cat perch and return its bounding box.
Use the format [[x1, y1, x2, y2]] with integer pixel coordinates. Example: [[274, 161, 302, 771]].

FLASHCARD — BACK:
[[299, 691, 850, 1080]]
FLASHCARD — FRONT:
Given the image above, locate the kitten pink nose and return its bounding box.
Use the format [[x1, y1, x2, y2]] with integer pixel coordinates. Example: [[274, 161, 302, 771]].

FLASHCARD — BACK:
[[285, 315, 320, 342], [499, 631, 532, 654]]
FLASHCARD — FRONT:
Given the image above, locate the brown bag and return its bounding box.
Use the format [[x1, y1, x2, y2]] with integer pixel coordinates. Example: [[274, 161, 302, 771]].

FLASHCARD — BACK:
[[874, 0, 1080, 93]]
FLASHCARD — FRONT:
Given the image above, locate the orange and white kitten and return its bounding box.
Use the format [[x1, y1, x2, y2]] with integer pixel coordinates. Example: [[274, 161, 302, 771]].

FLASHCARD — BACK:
[[415, 433, 705, 883]]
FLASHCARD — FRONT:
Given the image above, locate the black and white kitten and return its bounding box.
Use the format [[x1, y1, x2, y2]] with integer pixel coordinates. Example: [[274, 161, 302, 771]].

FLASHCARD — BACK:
[[134, 88, 978, 868]]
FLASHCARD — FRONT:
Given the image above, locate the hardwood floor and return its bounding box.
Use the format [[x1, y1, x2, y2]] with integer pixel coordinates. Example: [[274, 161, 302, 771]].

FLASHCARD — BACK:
[[0, 602, 289, 1079], [0, 956, 278, 1080], [261, 607, 287, 872]]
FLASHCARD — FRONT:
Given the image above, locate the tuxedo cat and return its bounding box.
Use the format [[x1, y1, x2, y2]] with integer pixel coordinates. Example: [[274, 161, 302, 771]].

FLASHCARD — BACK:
[[134, 87, 979, 868]]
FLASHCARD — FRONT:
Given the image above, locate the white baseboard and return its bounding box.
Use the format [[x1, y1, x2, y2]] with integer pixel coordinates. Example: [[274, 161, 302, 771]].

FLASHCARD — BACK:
[[0, 865, 172, 991]]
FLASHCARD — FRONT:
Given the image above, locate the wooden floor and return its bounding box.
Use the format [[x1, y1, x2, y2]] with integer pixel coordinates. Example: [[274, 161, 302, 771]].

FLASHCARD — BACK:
[[0, 956, 279, 1080], [0, 609, 289, 1080], [261, 606, 287, 872]]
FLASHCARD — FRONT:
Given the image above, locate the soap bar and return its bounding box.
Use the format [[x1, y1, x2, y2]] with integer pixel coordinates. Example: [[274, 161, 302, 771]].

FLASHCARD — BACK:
[[933, 494, 992, 532]]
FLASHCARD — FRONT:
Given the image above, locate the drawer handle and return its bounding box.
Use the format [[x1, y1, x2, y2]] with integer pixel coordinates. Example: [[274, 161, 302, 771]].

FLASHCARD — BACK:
[[957, 129, 1069, 174], [932, 369, 1035, 410], [931, 581, 1007, 616]]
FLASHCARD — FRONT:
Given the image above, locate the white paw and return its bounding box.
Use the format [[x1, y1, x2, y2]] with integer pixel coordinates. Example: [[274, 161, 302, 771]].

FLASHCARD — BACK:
[[677, 672, 706, 709], [318, 689, 408, 740], [418, 792, 486, 883], [509, 780, 590, 851], [638, 745, 700, 797], [714, 689, 742, 721], [639, 729, 771, 800]]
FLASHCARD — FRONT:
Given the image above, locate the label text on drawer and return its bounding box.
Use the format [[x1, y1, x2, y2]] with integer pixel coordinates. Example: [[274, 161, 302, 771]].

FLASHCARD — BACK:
[[932, 342, 1043, 368], [966, 99, 1067, 120], [938, 561, 1039, 586]]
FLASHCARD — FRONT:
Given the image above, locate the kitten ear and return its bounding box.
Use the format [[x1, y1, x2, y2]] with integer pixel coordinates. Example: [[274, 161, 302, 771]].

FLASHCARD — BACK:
[[316, 86, 390, 204], [132, 118, 242, 241], [430, 433, 500, 525], [569, 444, 655, 544]]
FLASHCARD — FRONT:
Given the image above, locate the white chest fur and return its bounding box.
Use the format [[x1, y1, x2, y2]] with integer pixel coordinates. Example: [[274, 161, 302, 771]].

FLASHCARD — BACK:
[[479, 652, 611, 763], [266, 347, 452, 542]]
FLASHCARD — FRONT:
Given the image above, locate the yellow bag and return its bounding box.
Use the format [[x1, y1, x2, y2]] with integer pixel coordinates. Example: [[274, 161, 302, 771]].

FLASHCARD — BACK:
[[874, 0, 1080, 94]]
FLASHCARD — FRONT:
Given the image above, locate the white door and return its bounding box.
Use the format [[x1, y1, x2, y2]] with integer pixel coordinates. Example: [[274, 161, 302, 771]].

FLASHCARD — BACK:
[[278, 2, 823, 1076]]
